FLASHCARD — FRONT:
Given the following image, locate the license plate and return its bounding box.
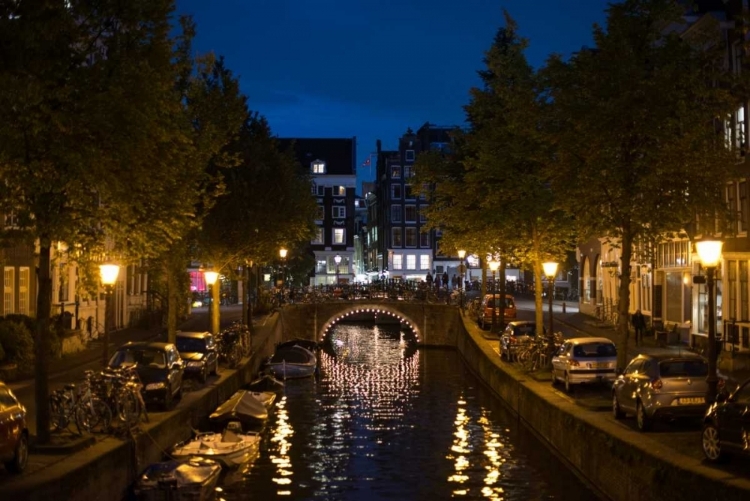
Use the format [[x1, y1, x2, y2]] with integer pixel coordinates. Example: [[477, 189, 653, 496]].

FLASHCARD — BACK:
[[679, 397, 704, 405], [588, 362, 610, 369]]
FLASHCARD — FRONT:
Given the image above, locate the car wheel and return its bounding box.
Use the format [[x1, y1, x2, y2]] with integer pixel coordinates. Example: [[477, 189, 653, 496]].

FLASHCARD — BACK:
[[551, 371, 558, 386], [702, 423, 727, 463], [5, 431, 28, 473], [636, 400, 652, 431], [163, 387, 174, 411], [564, 372, 572, 393], [199, 366, 207, 384], [612, 393, 625, 420], [212, 359, 220, 376]]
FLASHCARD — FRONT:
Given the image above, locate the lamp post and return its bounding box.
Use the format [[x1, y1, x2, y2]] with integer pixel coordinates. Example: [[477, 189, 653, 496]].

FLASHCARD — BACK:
[[696, 239, 723, 404], [489, 260, 500, 333], [279, 248, 288, 288], [458, 249, 466, 311], [334, 254, 342, 285], [204, 269, 219, 335], [99, 263, 120, 367], [543, 261, 559, 355]]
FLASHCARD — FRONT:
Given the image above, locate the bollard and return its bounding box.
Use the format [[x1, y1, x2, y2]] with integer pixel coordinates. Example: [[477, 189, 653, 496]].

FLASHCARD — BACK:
[[562, 302, 566, 314]]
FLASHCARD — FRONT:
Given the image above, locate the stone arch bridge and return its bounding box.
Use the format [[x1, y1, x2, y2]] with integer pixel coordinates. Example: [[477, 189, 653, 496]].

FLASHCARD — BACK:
[[277, 300, 463, 346]]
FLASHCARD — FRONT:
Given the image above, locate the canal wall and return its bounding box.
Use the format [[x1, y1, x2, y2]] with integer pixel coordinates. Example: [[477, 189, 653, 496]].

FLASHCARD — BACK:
[[5, 316, 284, 501], [456, 315, 750, 501]]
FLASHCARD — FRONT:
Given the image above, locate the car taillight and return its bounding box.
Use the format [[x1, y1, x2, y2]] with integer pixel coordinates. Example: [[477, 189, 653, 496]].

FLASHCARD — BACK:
[[651, 379, 662, 390]]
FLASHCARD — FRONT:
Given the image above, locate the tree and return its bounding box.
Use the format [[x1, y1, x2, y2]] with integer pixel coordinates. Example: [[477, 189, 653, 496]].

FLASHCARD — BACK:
[[0, 1, 244, 442], [546, 0, 744, 369]]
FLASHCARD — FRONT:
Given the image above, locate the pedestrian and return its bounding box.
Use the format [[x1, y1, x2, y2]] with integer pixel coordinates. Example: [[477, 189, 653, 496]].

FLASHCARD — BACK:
[[442, 271, 449, 290], [426, 271, 433, 288], [631, 309, 646, 346]]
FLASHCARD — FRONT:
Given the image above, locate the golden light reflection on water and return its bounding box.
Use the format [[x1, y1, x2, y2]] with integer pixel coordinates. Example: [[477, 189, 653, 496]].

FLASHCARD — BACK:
[[269, 395, 294, 495]]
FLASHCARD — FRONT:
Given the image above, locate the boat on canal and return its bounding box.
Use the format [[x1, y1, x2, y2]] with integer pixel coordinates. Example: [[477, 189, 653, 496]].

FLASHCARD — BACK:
[[276, 338, 320, 353], [134, 457, 221, 501], [244, 372, 285, 393], [265, 344, 317, 379], [209, 389, 272, 428], [171, 421, 261, 468]]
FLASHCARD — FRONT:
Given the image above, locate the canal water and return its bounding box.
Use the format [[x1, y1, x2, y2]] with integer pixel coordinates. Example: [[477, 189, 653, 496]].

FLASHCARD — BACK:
[[216, 323, 601, 500]]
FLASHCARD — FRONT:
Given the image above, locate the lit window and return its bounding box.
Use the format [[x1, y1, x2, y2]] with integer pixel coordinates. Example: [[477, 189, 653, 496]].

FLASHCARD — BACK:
[[406, 255, 416, 270], [333, 228, 345, 244], [332, 206, 346, 218], [335, 186, 346, 196], [18, 267, 29, 315], [393, 254, 403, 270], [4, 267, 14, 314], [312, 160, 326, 174], [420, 255, 430, 270], [391, 166, 401, 179]]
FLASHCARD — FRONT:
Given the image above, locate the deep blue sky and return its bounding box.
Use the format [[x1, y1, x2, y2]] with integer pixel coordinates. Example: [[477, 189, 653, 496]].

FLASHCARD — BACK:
[[175, 0, 611, 193]]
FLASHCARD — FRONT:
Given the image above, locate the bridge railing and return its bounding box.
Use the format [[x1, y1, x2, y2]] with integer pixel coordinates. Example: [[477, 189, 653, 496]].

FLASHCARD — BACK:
[[279, 282, 468, 306]]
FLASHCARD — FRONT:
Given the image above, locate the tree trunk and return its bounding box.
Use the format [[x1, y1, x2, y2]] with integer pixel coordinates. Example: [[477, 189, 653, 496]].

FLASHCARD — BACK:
[[242, 264, 249, 327], [617, 228, 634, 371], [533, 228, 544, 332], [480, 257, 486, 298], [499, 258, 507, 329], [35, 238, 53, 444], [211, 274, 220, 334], [166, 265, 178, 344]]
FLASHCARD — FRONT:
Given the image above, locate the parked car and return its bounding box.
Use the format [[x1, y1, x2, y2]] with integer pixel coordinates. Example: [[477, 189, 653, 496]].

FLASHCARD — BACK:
[[612, 352, 719, 431], [499, 320, 543, 360], [477, 294, 517, 330], [0, 382, 28, 473], [109, 341, 184, 410], [551, 337, 618, 392], [702, 377, 750, 463], [175, 331, 219, 384]]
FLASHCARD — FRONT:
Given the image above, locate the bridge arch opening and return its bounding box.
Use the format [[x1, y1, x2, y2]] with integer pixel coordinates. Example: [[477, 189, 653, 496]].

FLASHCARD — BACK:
[[319, 306, 420, 345]]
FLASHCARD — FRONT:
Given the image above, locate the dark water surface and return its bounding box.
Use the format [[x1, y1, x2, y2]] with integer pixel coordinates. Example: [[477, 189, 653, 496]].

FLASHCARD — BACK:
[[217, 323, 601, 500]]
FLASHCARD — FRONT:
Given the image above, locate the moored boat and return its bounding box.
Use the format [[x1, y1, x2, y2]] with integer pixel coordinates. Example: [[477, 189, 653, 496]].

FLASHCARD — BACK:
[[209, 390, 269, 428], [134, 457, 221, 501], [171, 422, 261, 468], [276, 338, 320, 353], [245, 372, 285, 393], [265, 345, 317, 380]]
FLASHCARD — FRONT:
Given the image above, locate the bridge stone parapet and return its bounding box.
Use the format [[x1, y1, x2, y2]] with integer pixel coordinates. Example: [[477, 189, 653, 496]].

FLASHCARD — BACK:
[[278, 301, 461, 346]]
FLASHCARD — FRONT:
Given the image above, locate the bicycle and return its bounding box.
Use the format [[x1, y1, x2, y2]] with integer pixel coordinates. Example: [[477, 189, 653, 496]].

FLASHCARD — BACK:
[[49, 375, 111, 435]]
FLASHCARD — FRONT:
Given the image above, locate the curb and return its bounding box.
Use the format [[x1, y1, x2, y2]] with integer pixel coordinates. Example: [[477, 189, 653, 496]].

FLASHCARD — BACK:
[[30, 434, 97, 455]]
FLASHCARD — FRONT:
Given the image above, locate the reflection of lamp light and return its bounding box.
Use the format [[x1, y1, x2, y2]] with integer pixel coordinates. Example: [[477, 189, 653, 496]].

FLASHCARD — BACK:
[[458, 250, 466, 311], [696, 239, 723, 403], [204, 269, 219, 334], [99, 263, 120, 366], [489, 260, 500, 333], [543, 262, 559, 355], [334, 254, 342, 285]]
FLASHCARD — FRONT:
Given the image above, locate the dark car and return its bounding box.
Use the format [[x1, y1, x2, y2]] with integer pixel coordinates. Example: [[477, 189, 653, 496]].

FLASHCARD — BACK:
[[108, 341, 184, 410], [702, 378, 750, 463], [0, 382, 28, 473], [499, 321, 545, 360], [175, 331, 219, 383]]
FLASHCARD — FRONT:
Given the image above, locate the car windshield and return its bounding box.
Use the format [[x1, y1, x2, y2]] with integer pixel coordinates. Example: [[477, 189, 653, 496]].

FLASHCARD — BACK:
[[111, 348, 167, 369], [659, 360, 708, 378], [489, 297, 514, 308], [512, 324, 536, 336], [573, 343, 617, 358], [176, 338, 207, 353]]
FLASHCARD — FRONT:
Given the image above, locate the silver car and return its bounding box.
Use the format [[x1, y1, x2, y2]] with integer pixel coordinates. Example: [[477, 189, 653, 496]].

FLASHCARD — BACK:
[[551, 337, 618, 392], [612, 352, 716, 431]]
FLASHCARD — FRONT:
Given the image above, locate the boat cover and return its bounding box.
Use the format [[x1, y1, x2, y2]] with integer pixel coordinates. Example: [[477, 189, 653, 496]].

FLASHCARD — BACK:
[[136, 458, 221, 501], [269, 345, 316, 364], [209, 390, 268, 425]]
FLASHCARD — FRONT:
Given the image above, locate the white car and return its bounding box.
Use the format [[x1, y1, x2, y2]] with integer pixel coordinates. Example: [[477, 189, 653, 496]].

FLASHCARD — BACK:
[[551, 337, 618, 392]]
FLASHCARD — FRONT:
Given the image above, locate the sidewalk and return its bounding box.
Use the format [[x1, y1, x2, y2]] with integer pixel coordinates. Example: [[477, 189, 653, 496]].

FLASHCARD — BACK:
[[554, 309, 750, 387]]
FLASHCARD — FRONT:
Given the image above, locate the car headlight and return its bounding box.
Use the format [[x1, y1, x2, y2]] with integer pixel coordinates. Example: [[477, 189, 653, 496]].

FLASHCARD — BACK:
[[187, 361, 203, 368], [145, 382, 166, 390]]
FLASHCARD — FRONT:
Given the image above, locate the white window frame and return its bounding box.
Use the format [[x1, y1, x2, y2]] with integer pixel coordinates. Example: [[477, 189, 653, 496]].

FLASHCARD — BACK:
[[405, 227, 417, 248], [335, 186, 346, 196], [391, 184, 401, 199], [332, 206, 346, 218], [405, 205, 417, 223], [312, 160, 326, 174], [393, 254, 403, 270], [405, 150, 415, 162], [420, 255, 430, 270], [391, 205, 402, 223], [18, 267, 29, 315], [4, 267, 14, 314], [333, 228, 345, 244], [406, 254, 416, 270], [391, 165, 401, 179], [392, 227, 402, 248]]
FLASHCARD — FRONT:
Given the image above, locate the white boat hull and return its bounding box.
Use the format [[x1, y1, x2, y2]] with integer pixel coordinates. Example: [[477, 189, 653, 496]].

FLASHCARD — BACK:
[[172, 431, 260, 468]]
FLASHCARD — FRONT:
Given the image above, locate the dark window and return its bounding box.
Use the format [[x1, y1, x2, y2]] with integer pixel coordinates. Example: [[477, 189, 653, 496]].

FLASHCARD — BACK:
[[573, 343, 616, 358]]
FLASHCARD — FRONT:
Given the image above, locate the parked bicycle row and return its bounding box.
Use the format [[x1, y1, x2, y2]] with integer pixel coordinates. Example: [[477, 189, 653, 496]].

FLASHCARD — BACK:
[[48, 323, 252, 440]]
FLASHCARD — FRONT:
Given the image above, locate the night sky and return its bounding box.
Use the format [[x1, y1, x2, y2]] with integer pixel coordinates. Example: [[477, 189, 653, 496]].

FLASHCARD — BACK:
[[175, 0, 611, 192]]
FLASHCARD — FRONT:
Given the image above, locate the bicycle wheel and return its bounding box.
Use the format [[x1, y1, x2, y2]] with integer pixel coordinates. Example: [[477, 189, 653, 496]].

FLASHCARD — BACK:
[[116, 389, 140, 427], [75, 397, 112, 433], [49, 397, 70, 432]]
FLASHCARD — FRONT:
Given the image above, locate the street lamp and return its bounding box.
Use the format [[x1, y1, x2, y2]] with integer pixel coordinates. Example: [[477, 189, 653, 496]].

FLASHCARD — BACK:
[[696, 239, 723, 403], [334, 254, 342, 285], [99, 263, 120, 367], [458, 249, 466, 311], [204, 269, 219, 335], [489, 259, 500, 333], [279, 248, 288, 288], [543, 261, 559, 356]]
